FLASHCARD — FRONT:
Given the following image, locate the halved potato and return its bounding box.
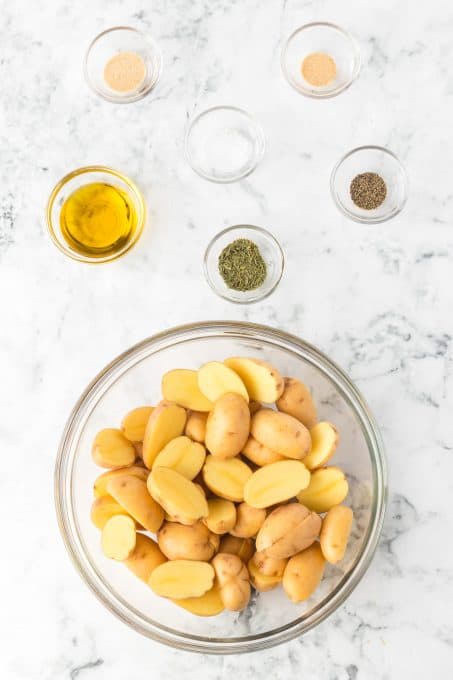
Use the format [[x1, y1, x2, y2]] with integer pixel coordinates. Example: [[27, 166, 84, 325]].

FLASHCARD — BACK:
[[90, 496, 129, 530], [142, 402, 187, 468], [303, 422, 339, 470], [173, 583, 224, 616], [203, 499, 237, 535], [244, 460, 311, 508], [124, 533, 166, 581], [224, 357, 284, 403], [276, 377, 317, 429], [101, 515, 136, 560], [107, 475, 164, 533], [92, 428, 136, 469], [149, 560, 215, 599], [121, 406, 154, 442], [242, 436, 284, 466], [185, 411, 208, 443], [162, 369, 213, 411], [93, 465, 148, 498], [198, 361, 249, 402], [296, 467, 349, 514], [251, 409, 311, 460], [152, 436, 206, 480], [202, 455, 253, 502], [148, 467, 208, 524]]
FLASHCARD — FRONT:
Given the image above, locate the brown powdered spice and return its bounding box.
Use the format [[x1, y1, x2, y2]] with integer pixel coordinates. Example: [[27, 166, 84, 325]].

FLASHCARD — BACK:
[[350, 173, 387, 210], [104, 51, 146, 93], [301, 52, 336, 87]]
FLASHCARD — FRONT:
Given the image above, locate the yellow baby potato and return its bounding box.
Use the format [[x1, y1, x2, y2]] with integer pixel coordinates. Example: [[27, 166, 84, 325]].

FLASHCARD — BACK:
[[148, 467, 208, 525], [230, 502, 267, 538], [149, 560, 215, 599], [93, 465, 148, 498], [92, 428, 136, 469], [157, 521, 219, 561], [101, 515, 136, 561], [205, 393, 250, 459], [107, 474, 164, 533], [255, 503, 321, 558], [251, 550, 287, 578], [320, 505, 353, 564], [251, 409, 311, 460], [276, 377, 317, 429], [121, 406, 154, 442], [218, 535, 255, 563], [198, 361, 249, 402], [212, 553, 251, 611], [173, 583, 225, 616], [90, 496, 129, 530], [124, 533, 167, 582], [244, 460, 311, 509], [303, 422, 339, 470], [152, 436, 206, 480], [242, 436, 284, 466], [185, 411, 208, 443], [247, 557, 282, 592], [283, 543, 326, 603], [203, 499, 237, 535], [142, 402, 187, 468], [296, 467, 349, 514], [162, 369, 213, 411], [224, 357, 284, 403], [202, 455, 253, 502]]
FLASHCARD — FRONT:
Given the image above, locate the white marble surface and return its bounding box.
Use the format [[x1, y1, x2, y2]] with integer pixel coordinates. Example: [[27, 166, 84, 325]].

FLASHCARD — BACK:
[[2, 0, 453, 677]]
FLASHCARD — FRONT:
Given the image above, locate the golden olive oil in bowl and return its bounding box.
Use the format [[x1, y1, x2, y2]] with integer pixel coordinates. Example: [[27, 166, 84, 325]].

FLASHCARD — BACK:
[[46, 167, 145, 263]]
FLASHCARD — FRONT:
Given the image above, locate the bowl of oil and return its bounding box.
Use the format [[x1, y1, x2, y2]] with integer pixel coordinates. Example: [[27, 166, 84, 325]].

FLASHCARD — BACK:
[[46, 166, 146, 263]]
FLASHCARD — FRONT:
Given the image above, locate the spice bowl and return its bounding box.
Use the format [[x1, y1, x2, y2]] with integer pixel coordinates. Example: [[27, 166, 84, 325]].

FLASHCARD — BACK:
[[330, 146, 409, 224], [282, 22, 360, 98], [84, 26, 162, 103], [204, 225, 284, 303]]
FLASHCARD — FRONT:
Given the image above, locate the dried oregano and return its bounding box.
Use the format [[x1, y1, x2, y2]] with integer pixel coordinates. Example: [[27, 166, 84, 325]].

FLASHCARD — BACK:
[[218, 238, 267, 291], [350, 172, 387, 210]]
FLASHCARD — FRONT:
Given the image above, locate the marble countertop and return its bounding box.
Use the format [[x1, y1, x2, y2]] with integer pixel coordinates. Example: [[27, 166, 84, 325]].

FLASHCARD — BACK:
[[2, 0, 453, 677]]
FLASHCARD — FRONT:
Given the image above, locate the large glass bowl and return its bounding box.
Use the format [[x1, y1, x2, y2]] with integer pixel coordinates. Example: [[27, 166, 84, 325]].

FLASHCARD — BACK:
[[55, 321, 387, 653]]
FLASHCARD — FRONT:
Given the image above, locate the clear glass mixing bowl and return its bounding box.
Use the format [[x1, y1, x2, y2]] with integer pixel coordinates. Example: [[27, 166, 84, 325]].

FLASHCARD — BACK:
[[55, 321, 387, 653]]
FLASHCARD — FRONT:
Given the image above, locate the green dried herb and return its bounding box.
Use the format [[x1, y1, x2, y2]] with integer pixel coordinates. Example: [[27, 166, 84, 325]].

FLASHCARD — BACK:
[[350, 172, 387, 210], [218, 238, 267, 291]]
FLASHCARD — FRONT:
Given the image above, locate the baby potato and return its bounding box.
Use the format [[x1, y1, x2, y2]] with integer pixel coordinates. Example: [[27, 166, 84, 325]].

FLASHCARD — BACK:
[[148, 467, 208, 525], [276, 377, 317, 429], [219, 535, 255, 563], [224, 357, 284, 403], [230, 503, 266, 538], [158, 521, 219, 561], [255, 503, 321, 558], [142, 402, 187, 468], [124, 533, 166, 582], [204, 499, 237, 535], [251, 409, 311, 460], [185, 411, 208, 443], [173, 583, 225, 616], [107, 474, 164, 533], [90, 496, 129, 530], [320, 505, 353, 564], [303, 422, 339, 470], [152, 436, 206, 480], [93, 465, 148, 498], [149, 560, 215, 599], [162, 369, 213, 412], [283, 543, 326, 603], [205, 393, 250, 459], [121, 406, 154, 442], [247, 556, 282, 592], [251, 550, 287, 578], [101, 515, 136, 561], [242, 436, 284, 466], [212, 553, 251, 611], [296, 467, 349, 514], [244, 460, 310, 509], [203, 455, 253, 502], [92, 428, 136, 469], [198, 361, 249, 403]]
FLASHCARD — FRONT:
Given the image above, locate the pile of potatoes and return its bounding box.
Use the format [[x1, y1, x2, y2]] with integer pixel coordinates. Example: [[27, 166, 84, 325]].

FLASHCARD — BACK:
[[90, 357, 353, 616]]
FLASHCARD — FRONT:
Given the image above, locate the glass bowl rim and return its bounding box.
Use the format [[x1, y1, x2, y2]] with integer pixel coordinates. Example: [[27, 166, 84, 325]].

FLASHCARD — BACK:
[[203, 224, 285, 304], [330, 145, 409, 224], [45, 165, 146, 264], [184, 105, 266, 183], [84, 25, 163, 104], [54, 320, 387, 654], [281, 21, 361, 99]]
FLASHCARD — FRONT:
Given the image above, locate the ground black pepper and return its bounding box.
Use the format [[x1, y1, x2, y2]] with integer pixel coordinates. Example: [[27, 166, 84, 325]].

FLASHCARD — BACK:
[[218, 238, 267, 291], [350, 172, 387, 210]]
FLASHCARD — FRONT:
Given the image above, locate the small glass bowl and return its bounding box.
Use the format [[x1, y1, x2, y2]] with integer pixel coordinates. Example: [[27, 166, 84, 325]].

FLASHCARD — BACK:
[[282, 22, 360, 98], [204, 225, 284, 303], [185, 106, 265, 183], [331, 146, 409, 224], [84, 26, 162, 103], [46, 166, 146, 263]]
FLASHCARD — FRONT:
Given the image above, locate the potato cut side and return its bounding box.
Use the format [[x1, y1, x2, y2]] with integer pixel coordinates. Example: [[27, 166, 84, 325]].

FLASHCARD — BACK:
[[90, 496, 129, 529], [152, 436, 206, 480], [244, 460, 311, 508], [142, 402, 187, 468], [94, 465, 148, 498], [296, 467, 349, 514], [251, 409, 311, 460], [148, 467, 208, 524], [184, 411, 208, 443], [224, 357, 284, 403], [198, 361, 249, 402], [173, 583, 224, 616], [320, 505, 353, 564], [124, 533, 166, 582], [205, 393, 250, 459], [204, 499, 237, 535], [162, 369, 213, 411], [149, 560, 215, 599], [107, 475, 164, 533], [121, 406, 154, 442], [92, 428, 136, 469], [276, 377, 317, 429], [102, 515, 136, 561], [303, 422, 339, 470], [283, 543, 326, 603], [202, 455, 253, 502]]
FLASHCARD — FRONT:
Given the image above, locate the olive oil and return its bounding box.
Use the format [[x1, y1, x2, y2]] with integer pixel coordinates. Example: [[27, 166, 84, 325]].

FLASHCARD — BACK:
[[60, 182, 138, 257]]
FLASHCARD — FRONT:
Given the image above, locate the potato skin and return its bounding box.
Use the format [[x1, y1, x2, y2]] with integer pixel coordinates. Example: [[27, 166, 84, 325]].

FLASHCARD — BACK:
[[205, 393, 250, 459], [251, 409, 311, 460], [218, 535, 255, 563], [211, 553, 251, 611], [125, 533, 166, 582], [142, 402, 187, 468], [121, 406, 154, 442], [158, 521, 219, 561], [320, 505, 353, 564], [242, 436, 284, 466], [185, 411, 208, 443], [90, 496, 128, 529], [283, 543, 325, 603], [224, 357, 284, 403], [94, 465, 148, 498], [173, 583, 224, 616], [251, 550, 287, 578], [204, 499, 237, 535], [92, 428, 136, 469], [230, 503, 266, 538], [276, 378, 317, 429], [256, 503, 321, 558], [107, 475, 164, 533]]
